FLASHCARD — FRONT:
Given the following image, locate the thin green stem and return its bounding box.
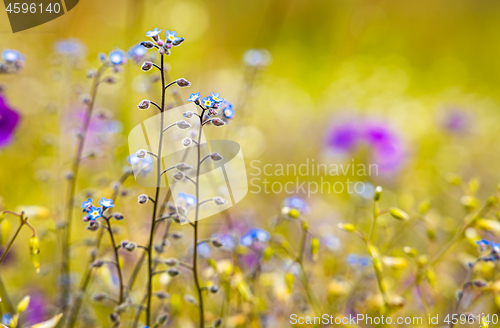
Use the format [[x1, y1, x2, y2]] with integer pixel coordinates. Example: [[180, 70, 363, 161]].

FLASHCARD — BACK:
[[295, 223, 321, 317], [61, 63, 107, 315], [0, 220, 24, 265]]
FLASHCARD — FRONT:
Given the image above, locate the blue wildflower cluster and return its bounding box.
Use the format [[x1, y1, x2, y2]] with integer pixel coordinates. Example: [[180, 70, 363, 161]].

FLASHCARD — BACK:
[[186, 92, 235, 123], [141, 27, 185, 56], [81, 197, 115, 221]]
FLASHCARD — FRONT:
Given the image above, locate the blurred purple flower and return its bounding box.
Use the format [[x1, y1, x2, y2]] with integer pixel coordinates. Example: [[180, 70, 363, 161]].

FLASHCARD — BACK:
[[362, 121, 405, 171], [325, 120, 359, 153], [24, 292, 47, 325], [325, 119, 405, 172], [440, 108, 471, 134], [240, 252, 260, 269], [66, 109, 122, 155], [0, 95, 20, 148]]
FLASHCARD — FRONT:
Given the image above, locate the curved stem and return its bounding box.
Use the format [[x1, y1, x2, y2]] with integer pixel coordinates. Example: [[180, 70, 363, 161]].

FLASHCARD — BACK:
[[0, 218, 25, 265], [61, 64, 107, 315]]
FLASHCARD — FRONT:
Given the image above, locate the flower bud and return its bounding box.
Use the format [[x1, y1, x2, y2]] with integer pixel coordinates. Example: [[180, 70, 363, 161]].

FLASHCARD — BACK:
[[209, 285, 219, 293], [86, 69, 96, 78], [214, 319, 223, 328], [167, 268, 179, 277], [155, 291, 169, 300], [171, 232, 182, 239], [92, 260, 104, 268], [16, 296, 30, 313], [213, 197, 227, 205], [109, 312, 119, 323], [211, 238, 224, 248], [87, 220, 100, 231], [210, 152, 223, 161], [183, 111, 193, 119], [137, 100, 150, 110], [374, 186, 383, 201], [288, 208, 300, 219], [141, 41, 155, 49], [156, 313, 169, 325], [473, 280, 488, 288], [138, 194, 149, 204], [164, 258, 179, 266], [461, 196, 479, 211], [389, 208, 410, 221], [338, 223, 356, 232], [173, 171, 184, 180], [124, 242, 137, 252], [184, 294, 198, 306], [92, 293, 106, 301], [176, 78, 191, 87], [211, 118, 225, 126], [177, 205, 188, 216], [112, 212, 124, 220], [182, 137, 192, 147], [29, 236, 41, 272], [176, 163, 192, 171], [104, 76, 117, 84], [141, 61, 153, 71], [176, 121, 191, 129], [310, 237, 320, 260], [403, 246, 418, 258]]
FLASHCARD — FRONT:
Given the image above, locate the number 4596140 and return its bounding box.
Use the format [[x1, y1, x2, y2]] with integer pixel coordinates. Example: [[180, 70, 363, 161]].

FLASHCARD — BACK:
[[5, 3, 61, 13]]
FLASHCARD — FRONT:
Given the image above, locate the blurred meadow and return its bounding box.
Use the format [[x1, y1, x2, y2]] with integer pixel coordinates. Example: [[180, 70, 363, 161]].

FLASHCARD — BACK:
[[2, 0, 500, 327]]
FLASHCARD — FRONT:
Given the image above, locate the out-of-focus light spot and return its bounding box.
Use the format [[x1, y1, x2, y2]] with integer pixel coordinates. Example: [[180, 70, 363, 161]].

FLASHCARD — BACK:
[[169, 1, 209, 42]]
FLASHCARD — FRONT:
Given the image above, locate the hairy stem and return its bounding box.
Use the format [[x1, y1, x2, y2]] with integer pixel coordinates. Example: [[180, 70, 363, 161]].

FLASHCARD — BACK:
[[106, 219, 124, 304], [145, 53, 168, 326], [193, 106, 206, 328]]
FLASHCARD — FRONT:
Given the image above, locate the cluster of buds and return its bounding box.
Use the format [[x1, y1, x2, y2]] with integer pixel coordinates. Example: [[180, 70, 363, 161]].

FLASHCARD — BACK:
[[142, 27, 185, 56]]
